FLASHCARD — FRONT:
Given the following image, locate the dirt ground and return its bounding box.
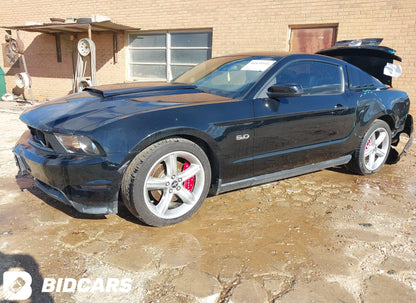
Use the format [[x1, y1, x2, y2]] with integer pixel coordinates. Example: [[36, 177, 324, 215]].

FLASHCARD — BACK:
[[0, 100, 415, 303]]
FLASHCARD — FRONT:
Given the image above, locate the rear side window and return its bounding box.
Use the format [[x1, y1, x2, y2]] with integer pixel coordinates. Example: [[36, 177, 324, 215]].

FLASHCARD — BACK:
[[347, 64, 386, 89], [274, 61, 344, 95]]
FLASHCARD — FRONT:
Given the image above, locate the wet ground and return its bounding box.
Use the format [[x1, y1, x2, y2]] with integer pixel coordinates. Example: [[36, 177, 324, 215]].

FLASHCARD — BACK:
[[0, 101, 415, 303]]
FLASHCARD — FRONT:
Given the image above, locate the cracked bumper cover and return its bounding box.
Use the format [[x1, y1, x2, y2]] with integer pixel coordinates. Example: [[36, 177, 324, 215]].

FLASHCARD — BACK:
[[13, 131, 121, 215], [398, 114, 413, 159], [391, 114, 414, 163]]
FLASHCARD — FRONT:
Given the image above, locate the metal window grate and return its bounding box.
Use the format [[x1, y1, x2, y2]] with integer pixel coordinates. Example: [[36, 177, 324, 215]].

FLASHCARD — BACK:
[[127, 31, 212, 82]]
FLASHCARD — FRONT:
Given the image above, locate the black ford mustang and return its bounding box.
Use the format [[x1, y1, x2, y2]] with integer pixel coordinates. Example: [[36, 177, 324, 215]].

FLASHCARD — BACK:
[[14, 40, 413, 226]]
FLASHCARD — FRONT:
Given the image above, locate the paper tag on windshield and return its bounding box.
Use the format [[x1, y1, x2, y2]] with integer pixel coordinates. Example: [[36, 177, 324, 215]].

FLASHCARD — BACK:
[[241, 60, 275, 72]]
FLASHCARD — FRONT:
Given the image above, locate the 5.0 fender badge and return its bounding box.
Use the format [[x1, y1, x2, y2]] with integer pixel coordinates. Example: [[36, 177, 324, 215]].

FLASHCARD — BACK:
[[236, 134, 250, 141]]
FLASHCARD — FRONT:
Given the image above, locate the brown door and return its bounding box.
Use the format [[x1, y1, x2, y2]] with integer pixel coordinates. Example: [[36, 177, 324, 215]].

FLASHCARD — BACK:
[[290, 26, 337, 53]]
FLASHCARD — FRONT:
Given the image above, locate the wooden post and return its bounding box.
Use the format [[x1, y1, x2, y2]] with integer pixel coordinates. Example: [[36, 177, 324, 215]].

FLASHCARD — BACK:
[[113, 32, 118, 64]]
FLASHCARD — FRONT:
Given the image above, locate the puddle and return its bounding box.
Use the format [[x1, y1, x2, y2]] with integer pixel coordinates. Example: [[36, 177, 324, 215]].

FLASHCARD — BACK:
[[1, 103, 415, 301]]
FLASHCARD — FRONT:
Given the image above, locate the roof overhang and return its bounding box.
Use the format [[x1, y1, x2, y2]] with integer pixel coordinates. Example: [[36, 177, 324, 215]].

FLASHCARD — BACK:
[[2, 20, 139, 35], [2, 20, 139, 64]]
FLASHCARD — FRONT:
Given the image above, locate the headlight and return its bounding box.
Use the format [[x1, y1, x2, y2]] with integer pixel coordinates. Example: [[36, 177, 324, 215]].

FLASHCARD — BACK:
[[55, 133, 101, 155]]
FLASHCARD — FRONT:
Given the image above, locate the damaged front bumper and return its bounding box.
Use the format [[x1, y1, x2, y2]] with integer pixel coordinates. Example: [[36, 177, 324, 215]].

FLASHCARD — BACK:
[[13, 130, 121, 215]]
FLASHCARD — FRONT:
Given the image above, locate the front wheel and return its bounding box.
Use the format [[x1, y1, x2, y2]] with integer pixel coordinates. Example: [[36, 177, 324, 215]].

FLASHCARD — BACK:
[[348, 120, 391, 175], [121, 138, 211, 226]]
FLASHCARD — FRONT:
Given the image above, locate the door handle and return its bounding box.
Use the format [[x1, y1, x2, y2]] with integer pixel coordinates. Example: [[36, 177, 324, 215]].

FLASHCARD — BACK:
[[332, 104, 346, 115]]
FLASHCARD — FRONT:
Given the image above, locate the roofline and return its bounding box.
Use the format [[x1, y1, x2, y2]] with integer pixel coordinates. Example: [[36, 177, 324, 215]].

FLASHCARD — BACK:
[[222, 51, 291, 57]]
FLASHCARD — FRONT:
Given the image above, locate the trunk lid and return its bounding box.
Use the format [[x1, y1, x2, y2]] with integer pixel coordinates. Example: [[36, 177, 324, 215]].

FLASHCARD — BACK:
[[317, 38, 402, 86]]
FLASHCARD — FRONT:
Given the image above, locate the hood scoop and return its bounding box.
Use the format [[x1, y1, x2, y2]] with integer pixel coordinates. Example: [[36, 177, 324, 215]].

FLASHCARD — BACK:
[[84, 83, 197, 98]]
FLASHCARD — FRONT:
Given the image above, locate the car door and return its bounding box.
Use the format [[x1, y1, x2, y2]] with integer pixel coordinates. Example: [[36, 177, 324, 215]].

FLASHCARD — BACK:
[[252, 59, 356, 176]]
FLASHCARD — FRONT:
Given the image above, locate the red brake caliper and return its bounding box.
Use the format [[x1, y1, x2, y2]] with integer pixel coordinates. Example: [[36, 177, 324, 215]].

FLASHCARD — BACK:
[[366, 139, 371, 150], [183, 162, 195, 191]]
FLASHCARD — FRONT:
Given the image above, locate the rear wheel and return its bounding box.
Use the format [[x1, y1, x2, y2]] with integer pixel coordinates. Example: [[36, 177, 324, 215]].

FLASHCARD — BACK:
[[121, 138, 211, 226], [348, 120, 391, 175]]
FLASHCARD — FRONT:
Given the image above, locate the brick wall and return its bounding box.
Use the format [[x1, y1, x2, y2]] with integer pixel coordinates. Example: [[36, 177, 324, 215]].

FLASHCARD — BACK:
[[0, 0, 415, 110]]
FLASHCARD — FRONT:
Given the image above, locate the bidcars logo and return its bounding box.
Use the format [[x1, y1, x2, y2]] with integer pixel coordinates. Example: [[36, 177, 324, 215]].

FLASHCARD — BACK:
[[3, 271, 32, 300], [2, 271, 132, 300], [42, 277, 132, 293]]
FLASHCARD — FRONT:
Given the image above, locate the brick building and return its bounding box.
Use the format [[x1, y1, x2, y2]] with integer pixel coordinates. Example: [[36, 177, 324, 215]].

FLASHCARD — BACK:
[[0, 0, 415, 107]]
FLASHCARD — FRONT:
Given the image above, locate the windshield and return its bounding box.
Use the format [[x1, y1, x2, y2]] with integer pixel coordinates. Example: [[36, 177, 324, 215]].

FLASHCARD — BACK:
[[174, 56, 278, 99]]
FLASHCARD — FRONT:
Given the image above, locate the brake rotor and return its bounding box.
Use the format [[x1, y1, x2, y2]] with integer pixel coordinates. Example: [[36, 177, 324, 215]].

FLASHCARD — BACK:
[[148, 159, 195, 204]]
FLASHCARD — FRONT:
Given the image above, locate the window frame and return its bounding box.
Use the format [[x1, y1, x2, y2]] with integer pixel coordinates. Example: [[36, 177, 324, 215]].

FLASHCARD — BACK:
[[127, 30, 212, 82], [345, 64, 386, 90], [256, 59, 345, 98]]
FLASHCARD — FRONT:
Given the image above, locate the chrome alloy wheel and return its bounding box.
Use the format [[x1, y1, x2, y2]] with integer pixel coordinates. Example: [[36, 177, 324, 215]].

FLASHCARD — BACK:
[[364, 127, 390, 171], [143, 151, 205, 219]]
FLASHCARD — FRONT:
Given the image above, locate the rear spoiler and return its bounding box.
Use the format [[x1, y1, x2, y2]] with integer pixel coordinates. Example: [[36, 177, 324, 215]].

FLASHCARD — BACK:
[[317, 38, 402, 86], [334, 38, 383, 47]]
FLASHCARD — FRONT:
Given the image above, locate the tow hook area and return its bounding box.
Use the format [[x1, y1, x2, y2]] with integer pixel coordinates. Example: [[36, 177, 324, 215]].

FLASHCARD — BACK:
[[388, 115, 413, 164]]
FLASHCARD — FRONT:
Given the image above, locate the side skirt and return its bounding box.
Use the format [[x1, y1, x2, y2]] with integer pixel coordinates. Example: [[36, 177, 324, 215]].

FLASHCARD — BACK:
[[217, 155, 352, 194]]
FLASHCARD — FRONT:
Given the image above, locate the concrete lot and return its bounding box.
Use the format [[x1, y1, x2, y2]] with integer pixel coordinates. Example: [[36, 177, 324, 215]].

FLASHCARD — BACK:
[[0, 101, 415, 303]]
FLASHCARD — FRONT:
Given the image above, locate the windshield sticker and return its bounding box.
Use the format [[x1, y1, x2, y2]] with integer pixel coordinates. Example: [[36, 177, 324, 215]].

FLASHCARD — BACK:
[[241, 60, 275, 72]]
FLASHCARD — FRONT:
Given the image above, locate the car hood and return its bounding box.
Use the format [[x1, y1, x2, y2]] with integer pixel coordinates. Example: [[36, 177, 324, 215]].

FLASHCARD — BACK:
[[317, 44, 402, 86], [20, 82, 233, 133]]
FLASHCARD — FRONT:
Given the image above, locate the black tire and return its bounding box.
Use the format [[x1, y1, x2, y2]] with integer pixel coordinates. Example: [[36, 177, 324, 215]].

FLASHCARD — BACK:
[[121, 138, 211, 226], [348, 119, 391, 175]]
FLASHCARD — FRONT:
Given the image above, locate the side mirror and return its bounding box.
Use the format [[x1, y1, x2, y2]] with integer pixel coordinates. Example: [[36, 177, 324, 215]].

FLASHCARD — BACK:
[[266, 83, 303, 99]]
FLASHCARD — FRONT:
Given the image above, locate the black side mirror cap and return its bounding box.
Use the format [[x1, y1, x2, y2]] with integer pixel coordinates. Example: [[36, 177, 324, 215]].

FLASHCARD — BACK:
[[266, 84, 303, 99]]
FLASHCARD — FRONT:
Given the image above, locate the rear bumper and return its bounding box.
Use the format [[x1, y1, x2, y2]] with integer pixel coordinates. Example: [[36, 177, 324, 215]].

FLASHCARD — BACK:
[[13, 130, 122, 215], [398, 114, 413, 158], [390, 114, 413, 163]]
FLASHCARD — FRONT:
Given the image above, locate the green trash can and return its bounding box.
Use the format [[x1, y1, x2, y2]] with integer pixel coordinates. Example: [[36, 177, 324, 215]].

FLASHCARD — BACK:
[[0, 67, 6, 97]]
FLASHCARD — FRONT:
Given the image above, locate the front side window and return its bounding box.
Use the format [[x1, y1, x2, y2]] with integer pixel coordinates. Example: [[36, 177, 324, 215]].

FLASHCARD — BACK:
[[274, 61, 344, 95], [128, 31, 212, 81], [257, 60, 345, 99]]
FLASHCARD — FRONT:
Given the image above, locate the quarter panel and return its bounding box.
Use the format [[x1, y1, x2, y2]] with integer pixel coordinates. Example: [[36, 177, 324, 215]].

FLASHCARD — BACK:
[[354, 89, 410, 137]]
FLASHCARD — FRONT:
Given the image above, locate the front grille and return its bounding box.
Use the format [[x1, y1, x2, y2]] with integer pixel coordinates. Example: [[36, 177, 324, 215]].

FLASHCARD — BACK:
[[29, 127, 53, 149]]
